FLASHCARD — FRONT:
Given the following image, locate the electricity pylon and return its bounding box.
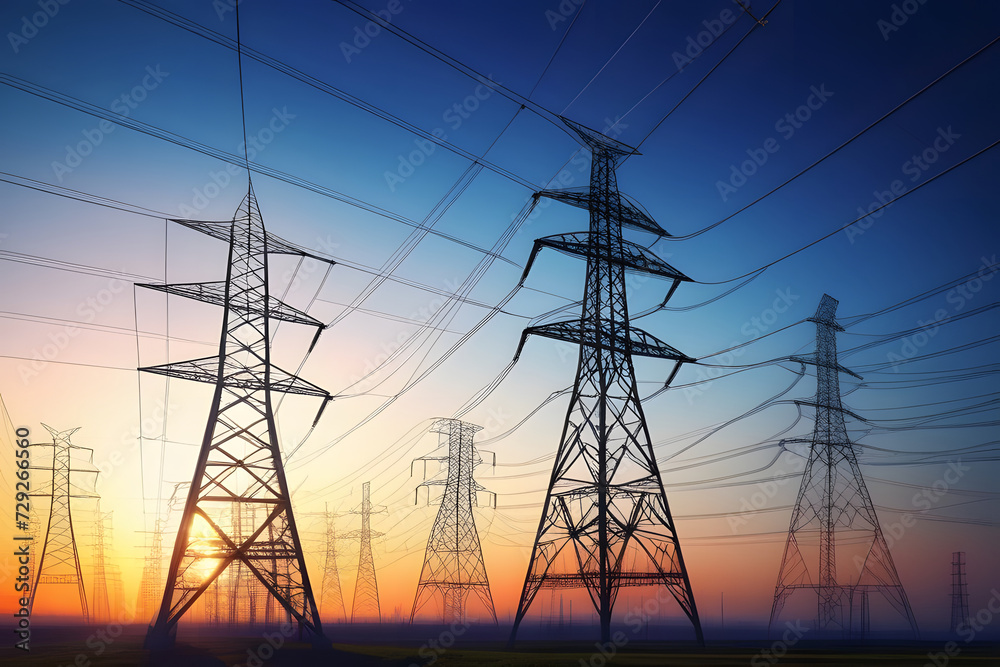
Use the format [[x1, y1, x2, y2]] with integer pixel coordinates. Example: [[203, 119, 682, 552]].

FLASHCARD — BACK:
[[508, 118, 703, 646], [951, 552, 969, 632], [770, 294, 919, 639], [28, 424, 99, 622], [136, 518, 164, 624], [91, 502, 112, 623], [136, 481, 187, 625], [140, 183, 334, 649], [346, 481, 385, 622], [320, 503, 347, 623], [409, 418, 497, 625]]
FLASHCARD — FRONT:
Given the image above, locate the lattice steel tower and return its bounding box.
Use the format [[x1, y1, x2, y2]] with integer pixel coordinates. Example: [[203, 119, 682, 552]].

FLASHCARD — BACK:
[[28, 424, 98, 622], [508, 118, 702, 645], [770, 294, 918, 639], [320, 503, 347, 623], [951, 552, 969, 632], [346, 481, 384, 622], [409, 418, 497, 624], [91, 502, 112, 623], [140, 182, 334, 648]]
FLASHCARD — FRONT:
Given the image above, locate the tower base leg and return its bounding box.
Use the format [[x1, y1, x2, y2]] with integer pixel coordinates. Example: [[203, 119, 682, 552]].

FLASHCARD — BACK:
[[143, 622, 176, 650]]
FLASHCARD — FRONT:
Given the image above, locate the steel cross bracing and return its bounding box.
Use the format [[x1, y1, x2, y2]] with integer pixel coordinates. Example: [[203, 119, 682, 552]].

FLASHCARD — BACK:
[[27, 424, 98, 622], [951, 551, 969, 633], [319, 503, 348, 623], [141, 183, 333, 649], [409, 418, 497, 625], [769, 294, 919, 639], [509, 117, 703, 646], [345, 481, 385, 623], [91, 503, 112, 623]]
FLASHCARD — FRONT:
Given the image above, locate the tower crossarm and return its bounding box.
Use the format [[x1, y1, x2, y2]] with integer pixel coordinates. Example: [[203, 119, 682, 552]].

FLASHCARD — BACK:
[[789, 354, 862, 380], [515, 319, 695, 364], [138, 281, 325, 329], [169, 218, 336, 265], [535, 190, 668, 237], [793, 400, 865, 424], [559, 116, 639, 156], [341, 530, 385, 540], [521, 233, 689, 284], [139, 356, 332, 399]]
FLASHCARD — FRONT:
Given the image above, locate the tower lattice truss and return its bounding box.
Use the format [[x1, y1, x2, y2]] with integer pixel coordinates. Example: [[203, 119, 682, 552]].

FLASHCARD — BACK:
[[770, 294, 919, 639], [509, 118, 703, 645], [141, 183, 334, 648], [28, 424, 99, 622], [319, 504, 347, 623], [410, 418, 497, 624], [346, 481, 384, 623], [951, 551, 969, 633]]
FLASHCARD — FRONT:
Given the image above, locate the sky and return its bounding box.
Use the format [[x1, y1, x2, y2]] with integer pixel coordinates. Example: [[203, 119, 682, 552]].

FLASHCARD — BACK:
[[0, 0, 998, 642]]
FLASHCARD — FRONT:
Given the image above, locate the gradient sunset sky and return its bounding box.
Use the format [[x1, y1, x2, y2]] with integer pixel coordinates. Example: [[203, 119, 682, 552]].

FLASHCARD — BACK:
[[1, 0, 998, 638]]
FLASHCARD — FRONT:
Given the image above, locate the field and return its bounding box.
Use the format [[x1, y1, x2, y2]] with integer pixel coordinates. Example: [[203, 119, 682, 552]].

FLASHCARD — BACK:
[[4, 626, 1000, 667]]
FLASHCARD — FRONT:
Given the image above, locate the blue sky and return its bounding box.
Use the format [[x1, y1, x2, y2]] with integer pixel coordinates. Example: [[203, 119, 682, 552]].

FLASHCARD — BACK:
[[1, 0, 998, 634]]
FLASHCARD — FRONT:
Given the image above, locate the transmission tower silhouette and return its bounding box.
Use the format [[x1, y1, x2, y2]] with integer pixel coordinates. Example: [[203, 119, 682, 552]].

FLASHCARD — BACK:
[[320, 503, 347, 623], [28, 424, 99, 622], [409, 418, 497, 625], [346, 481, 385, 622], [508, 118, 703, 646], [770, 294, 919, 639], [136, 518, 164, 624], [91, 502, 111, 623], [139, 181, 334, 648], [951, 551, 969, 632]]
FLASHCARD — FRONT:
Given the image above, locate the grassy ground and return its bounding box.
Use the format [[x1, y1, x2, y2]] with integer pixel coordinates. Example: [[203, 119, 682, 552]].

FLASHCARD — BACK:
[[4, 628, 999, 666]]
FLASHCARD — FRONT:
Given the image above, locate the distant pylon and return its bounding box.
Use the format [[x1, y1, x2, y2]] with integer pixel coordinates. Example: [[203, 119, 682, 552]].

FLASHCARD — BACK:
[[140, 182, 334, 649], [508, 118, 702, 646], [770, 294, 919, 639], [28, 424, 98, 622], [951, 552, 969, 632], [320, 503, 347, 623], [409, 419, 497, 625], [92, 502, 112, 623], [346, 482, 385, 622], [136, 518, 164, 624]]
